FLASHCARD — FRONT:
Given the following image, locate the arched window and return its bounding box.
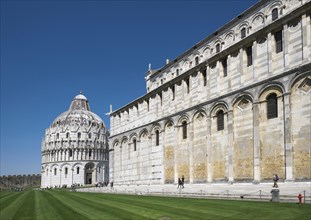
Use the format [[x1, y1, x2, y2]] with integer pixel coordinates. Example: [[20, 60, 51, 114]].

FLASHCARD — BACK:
[[216, 43, 221, 53], [133, 139, 137, 151], [56, 133, 59, 139], [89, 149, 92, 157], [69, 149, 72, 157], [54, 168, 57, 175], [155, 130, 160, 146], [241, 28, 246, 39], [77, 167, 80, 174], [77, 132, 81, 139], [217, 110, 224, 131], [272, 8, 278, 21], [88, 133, 92, 139], [195, 56, 199, 65], [267, 93, 278, 119], [182, 121, 187, 139], [65, 167, 68, 175], [176, 69, 179, 76], [66, 132, 69, 138]]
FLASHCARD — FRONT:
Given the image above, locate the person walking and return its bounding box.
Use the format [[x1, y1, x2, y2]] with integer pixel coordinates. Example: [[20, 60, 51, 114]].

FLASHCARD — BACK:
[[181, 175, 185, 188], [273, 174, 279, 188], [177, 178, 182, 189]]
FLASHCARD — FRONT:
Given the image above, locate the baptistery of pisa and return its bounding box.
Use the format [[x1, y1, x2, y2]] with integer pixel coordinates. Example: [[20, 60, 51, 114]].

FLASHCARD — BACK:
[[109, 0, 311, 185], [41, 93, 109, 187]]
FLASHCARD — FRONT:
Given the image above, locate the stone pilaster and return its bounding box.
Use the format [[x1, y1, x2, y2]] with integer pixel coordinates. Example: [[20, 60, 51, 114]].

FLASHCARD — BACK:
[[267, 32, 272, 74], [207, 116, 212, 183], [302, 13, 311, 62], [283, 23, 289, 69], [227, 110, 234, 182], [174, 125, 178, 184], [253, 102, 261, 182], [189, 120, 194, 183], [283, 92, 293, 181]]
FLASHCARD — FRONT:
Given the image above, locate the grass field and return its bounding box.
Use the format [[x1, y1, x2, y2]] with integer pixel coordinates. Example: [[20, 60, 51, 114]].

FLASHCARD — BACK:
[[0, 189, 310, 220]]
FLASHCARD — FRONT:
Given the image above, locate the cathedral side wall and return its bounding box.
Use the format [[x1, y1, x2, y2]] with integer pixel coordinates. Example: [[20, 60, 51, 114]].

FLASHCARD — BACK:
[[109, 1, 311, 185]]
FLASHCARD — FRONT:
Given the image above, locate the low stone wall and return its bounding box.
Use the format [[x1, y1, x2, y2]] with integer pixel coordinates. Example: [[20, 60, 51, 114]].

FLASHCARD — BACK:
[[0, 174, 41, 190]]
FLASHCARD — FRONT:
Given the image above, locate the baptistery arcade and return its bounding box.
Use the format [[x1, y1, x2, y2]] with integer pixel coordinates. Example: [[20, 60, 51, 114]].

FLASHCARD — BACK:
[[41, 93, 109, 188]]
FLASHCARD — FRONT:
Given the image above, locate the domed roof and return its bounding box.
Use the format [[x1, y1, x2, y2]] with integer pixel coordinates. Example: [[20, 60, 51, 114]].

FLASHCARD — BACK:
[[50, 93, 105, 128]]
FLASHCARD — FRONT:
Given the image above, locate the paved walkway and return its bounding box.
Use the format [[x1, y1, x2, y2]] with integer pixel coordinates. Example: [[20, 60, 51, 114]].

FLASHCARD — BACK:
[[78, 182, 311, 203]]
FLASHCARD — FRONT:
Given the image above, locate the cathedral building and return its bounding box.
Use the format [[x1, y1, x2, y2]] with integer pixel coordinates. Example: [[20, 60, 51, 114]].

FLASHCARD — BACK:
[[41, 93, 109, 188], [109, 0, 311, 185]]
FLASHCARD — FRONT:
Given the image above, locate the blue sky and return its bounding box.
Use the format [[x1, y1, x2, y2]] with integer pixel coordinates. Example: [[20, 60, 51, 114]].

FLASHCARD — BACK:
[[1, 0, 258, 176]]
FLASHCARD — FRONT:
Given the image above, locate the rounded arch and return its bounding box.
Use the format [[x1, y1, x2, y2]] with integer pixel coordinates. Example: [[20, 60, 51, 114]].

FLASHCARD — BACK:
[[192, 108, 208, 121], [150, 122, 162, 134], [224, 30, 235, 44], [129, 132, 138, 143], [60, 163, 71, 169], [289, 73, 311, 91], [267, 1, 283, 14], [139, 128, 149, 139], [238, 21, 249, 30], [251, 12, 265, 25], [72, 162, 83, 169], [111, 139, 119, 148], [210, 101, 229, 117], [164, 119, 175, 128], [202, 45, 211, 57], [213, 38, 223, 47], [120, 136, 128, 144], [177, 114, 190, 125], [231, 92, 254, 107], [258, 83, 284, 102]]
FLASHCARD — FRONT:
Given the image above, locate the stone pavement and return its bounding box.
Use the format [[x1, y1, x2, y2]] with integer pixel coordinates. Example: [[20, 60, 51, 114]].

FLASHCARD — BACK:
[[77, 182, 311, 203]]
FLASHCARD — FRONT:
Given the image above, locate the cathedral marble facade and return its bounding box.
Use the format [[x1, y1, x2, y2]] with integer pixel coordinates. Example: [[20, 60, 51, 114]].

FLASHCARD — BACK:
[[41, 94, 109, 188], [109, 0, 311, 185]]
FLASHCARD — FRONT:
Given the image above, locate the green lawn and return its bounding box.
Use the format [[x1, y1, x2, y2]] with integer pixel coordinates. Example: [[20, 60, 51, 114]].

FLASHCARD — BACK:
[[0, 189, 310, 220]]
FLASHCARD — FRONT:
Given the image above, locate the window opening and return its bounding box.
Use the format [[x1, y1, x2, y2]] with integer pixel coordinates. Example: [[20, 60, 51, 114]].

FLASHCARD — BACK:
[[133, 139, 137, 151], [171, 86, 175, 100], [202, 68, 207, 86], [217, 110, 224, 131], [182, 121, 187, 139], [272, 8, 278, 21], [241, 28, 246, 39], [155, 130, 160, 146], [246, 46, 253, 66], [216, 44, 220, 53], [222, 58, 227, 77], [267, 93, 278, 119], [185, 78, 190, 94], [195, 56, 199, 65], [274, 30, 283, 53]]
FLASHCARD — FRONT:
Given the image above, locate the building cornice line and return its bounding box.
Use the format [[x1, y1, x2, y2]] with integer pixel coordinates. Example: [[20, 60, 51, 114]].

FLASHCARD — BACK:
[[109, 62, 311, 139]]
